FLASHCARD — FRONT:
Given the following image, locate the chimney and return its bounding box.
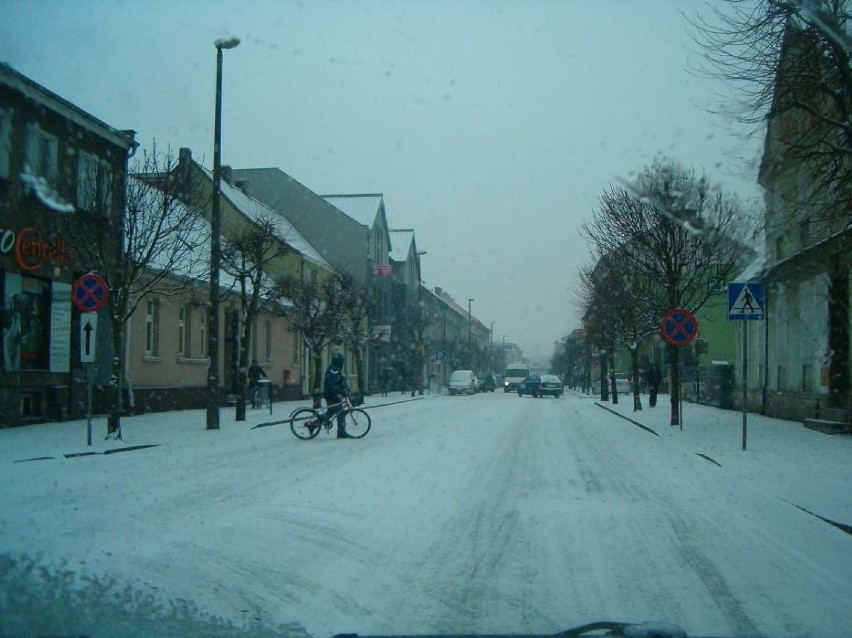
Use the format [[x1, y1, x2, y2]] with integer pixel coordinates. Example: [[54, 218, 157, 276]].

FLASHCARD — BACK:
[[234, 178, 250, 194], [220, 165, 233, 185]]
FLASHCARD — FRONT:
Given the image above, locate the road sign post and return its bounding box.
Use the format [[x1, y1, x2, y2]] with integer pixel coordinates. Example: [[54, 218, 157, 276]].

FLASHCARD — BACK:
[[73, 273, 108, 445], [727, 282, 766, 451], [660, 308, 699, 431]]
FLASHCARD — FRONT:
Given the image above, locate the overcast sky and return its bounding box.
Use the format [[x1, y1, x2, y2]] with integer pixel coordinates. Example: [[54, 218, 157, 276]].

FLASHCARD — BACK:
[[1, 0, 765, 362]]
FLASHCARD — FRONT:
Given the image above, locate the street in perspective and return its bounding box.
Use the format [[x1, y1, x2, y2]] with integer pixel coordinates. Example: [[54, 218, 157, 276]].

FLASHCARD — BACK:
[[1, 390, 850, 638], [1, 2, 850, 637]]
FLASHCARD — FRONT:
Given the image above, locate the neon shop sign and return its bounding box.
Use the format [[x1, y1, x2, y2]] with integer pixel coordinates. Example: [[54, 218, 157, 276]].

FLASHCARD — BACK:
[[0, 226, 74, 271]]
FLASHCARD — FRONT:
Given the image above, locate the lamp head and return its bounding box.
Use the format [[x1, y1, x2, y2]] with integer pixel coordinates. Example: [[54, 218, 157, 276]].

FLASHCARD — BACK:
[[215, 37, 241, 50]]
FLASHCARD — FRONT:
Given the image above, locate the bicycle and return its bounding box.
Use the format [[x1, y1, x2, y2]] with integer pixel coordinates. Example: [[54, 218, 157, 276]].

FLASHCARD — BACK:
[[251, 379, 273, 413], [289, 394, 371, 440]]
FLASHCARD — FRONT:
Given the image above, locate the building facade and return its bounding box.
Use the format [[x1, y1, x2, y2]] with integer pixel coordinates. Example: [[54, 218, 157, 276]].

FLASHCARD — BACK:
[[754, 20, 851, 425], [0, 64, 137, 426]]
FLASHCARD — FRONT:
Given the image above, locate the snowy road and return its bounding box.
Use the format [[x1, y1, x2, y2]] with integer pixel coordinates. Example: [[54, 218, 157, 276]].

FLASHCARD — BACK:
[[1, 392, 850, 637]]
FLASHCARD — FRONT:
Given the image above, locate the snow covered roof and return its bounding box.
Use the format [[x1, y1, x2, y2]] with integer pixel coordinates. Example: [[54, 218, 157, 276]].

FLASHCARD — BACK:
[[195, 165, 332, 271], [322, 194, 383, 228], [735, 242, 767, 282], [0, 63, 137, 152], [389, 229, 414, 263]]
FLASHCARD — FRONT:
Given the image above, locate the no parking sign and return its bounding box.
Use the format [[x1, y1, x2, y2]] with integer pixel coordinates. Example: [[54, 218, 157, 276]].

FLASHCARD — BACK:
[[659, 308, 698, 347], [72, 273, 109, 313]]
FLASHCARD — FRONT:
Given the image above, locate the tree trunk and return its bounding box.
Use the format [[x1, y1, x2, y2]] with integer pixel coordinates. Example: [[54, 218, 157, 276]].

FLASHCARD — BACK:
[[235, 319, 252, 422], [311, 349, 324, 409], [600, 354, 609, 401], [609, 351, 618, 405], [107, 289, 130, 439], [631, 347, 642, 412], [107, 313, 124, 438], [353, 345, 366, 396]]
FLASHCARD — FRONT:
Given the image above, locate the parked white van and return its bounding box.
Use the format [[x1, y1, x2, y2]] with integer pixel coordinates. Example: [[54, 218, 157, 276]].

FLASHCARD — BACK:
[[449, 369, 478, 395]]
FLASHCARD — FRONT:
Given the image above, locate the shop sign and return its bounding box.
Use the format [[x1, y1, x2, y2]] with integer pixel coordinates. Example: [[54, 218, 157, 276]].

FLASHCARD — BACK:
[[0, 226, 74, 272]]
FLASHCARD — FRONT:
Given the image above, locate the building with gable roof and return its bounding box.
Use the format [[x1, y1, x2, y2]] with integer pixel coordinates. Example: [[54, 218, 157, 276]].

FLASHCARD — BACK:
[[231, 168, 395, 391], [121, 149, 338, 412]]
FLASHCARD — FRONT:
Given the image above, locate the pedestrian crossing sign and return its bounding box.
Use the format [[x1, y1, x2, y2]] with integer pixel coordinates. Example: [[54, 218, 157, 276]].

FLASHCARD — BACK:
[[728, 282, 765, 320]]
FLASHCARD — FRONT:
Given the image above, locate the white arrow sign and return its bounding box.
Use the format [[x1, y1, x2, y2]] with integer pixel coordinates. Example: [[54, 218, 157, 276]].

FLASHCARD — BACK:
[[80, 314, 97, 363]]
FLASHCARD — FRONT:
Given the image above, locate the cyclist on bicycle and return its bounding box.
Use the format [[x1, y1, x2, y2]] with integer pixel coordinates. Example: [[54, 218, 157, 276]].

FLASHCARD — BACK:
[[323, 352, 352, 439]]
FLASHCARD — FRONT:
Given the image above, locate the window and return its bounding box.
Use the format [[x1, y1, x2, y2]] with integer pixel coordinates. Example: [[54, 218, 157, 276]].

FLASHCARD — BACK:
[[177, 305, 187, 357], [0, 108, 11, 180], [264, 320, 272, 362], [199, 307, 207, 357], [76, 151, 113, 213], [25, 123, 58, 184], [374, 227, 383, 264], [145, 299, 159, 357], [801, 364, 814, 393], [292, 329, 300, 364]]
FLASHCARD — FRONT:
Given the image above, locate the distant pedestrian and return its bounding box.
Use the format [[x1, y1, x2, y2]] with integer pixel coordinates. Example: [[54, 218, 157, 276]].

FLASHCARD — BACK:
[[647, 363, 661, 407]]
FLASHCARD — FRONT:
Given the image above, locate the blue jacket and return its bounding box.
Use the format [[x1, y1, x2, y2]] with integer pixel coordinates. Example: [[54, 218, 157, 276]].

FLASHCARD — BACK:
[[323, 366, 349, 402]]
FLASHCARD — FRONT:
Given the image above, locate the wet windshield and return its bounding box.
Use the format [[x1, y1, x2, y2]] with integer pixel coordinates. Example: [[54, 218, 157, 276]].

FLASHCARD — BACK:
[[0, 2, 849, 637]]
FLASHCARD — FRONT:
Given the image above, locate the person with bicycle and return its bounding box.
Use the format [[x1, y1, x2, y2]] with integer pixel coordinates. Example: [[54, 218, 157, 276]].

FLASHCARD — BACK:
[[323, 352, 352, 439], [248, 359, 267, 408]]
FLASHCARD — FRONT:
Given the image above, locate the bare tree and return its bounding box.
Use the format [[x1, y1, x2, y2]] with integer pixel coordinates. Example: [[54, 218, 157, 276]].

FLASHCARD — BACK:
[[579, 244, 661, 411], [274, 272, 347, 407], [58, 143, 209, 436], [581, 157, 745, 426], [220, 214, 291, 421], [335, 271, 380, 396], [687, 0, 851, 223]]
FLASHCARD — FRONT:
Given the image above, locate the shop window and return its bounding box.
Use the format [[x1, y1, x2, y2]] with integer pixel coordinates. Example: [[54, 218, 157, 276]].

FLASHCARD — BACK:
[[2, 274, 50, 371]]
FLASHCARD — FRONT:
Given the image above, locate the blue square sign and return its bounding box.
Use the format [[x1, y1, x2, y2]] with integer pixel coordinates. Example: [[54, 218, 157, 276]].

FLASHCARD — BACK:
[[728, 282, 765, 320]]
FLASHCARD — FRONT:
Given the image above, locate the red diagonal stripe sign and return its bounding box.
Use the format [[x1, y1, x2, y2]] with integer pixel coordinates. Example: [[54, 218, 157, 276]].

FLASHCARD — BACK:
[[72, 273, 109, 313], [660, 308, 698, 347]]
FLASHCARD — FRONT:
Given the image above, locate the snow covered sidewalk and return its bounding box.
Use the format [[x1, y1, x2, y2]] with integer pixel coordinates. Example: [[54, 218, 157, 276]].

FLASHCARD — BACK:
[[571, 390, 851, 530]]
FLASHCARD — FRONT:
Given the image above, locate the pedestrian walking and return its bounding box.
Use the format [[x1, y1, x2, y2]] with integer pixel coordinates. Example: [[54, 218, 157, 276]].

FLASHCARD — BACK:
[[647, 363, 661, 407]]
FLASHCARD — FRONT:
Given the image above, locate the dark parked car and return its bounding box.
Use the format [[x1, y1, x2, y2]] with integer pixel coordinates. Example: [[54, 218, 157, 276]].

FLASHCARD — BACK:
[[477, 373, 496, 392], [518, 374, 564, 398]]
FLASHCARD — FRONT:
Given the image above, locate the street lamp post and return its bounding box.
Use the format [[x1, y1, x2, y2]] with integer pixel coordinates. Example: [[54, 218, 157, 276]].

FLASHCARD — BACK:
[[207, 36, 240, 431], [467, 298, 474, 368], [489, 321, 494, 373]]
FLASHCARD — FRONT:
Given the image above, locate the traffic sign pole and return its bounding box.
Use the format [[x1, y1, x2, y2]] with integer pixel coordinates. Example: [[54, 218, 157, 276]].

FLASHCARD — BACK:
[[728, 282, 764, 452], [742, 320, 748, 451]]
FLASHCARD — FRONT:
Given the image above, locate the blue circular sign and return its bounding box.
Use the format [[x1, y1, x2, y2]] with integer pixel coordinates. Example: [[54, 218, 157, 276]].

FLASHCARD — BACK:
[[660, 308, 698, 347], [72, 273, 109, 312]]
